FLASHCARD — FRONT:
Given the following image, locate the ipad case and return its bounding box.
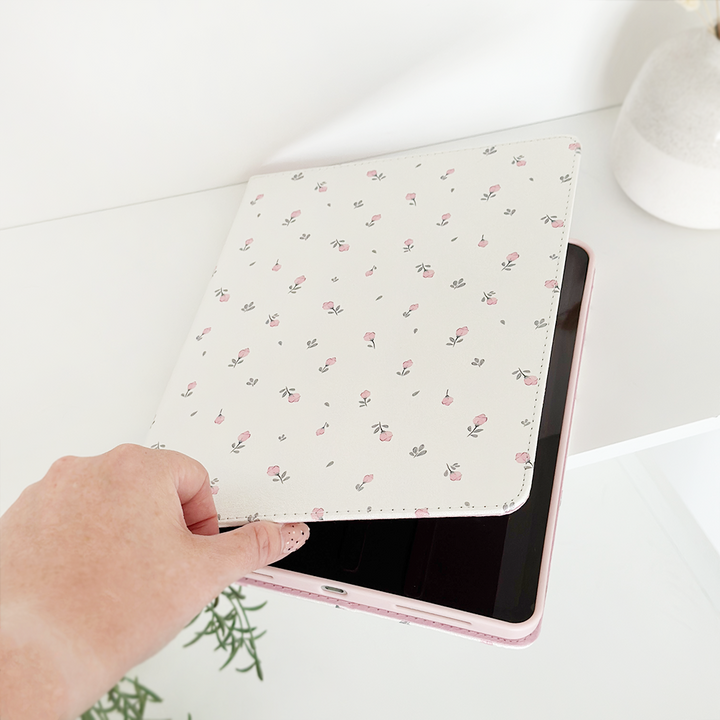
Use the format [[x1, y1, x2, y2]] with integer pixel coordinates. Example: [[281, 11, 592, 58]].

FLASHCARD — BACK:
[[147, 136, 582, 526]]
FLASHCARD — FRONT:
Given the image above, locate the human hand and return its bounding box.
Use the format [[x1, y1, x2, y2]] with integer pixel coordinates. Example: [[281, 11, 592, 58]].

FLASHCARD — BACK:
[[0, 444, 309, 719]]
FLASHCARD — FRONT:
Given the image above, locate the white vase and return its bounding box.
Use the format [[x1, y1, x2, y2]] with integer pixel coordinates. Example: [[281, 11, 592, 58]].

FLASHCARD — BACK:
[[611, 27, 720, 230]]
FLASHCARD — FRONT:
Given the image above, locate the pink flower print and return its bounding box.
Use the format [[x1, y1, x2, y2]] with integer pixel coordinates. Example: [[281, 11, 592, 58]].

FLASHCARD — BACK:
[[364, 331, 376, 349], [214, 410, 225, 425], [367, 170, 377, 177], [416, 262, 434, 278], [447, 326, 468, 347], [477, 235, 488, 248], [367, 170, 385, 181], [266, 313, 280, 327], [406, 192, 417, 206], [250, 193, 264, 205], [397, 359, 413, 376], [415, 508, 430, 518], [316, 422, 329, 436], [365, 214, 381, 227], [356, 474, 374, 491], [450, 471, 462, 482], [569, 142, 581, 153], [228, 347, 250, 368], [268, 466, 290, 484], [482, 290, 497, 305], [195, 326, 212, 340], [512, 155, 526, 167], [288, 275, 306, 294], [322, 300, 343, 315], [372, 420, 392, 440], [272, 261, 282, 272], [319, 357, 336, 373], [211, 485, 219, 495], [501, 252, 519, 271], [215, 287, 230, 302], [440, 168, 455, 180], [282, 210, 301, 226], [241, 237, 254, 252], [482, 185, 500, 201], [541, 214, 564, 228], [311, 507, 325, 521], [442, 390, 454, 406], [363, 474, 373, 484], [339, 243, 350, 252], [402, 303, 419, 318], [403, 238, 414, 253], [467, 414, 487, 437], [331, 239, 350, 252], [365, 266, 376, 276], [436, 213, 451, 227], [181, 381, 196, 398], [513, 368, 538, 385], [231, 430, 251, 453], [315, 181, 327, 193], [279, 386, 300, 402], [544, 279, 560, 293], [359, 389, 371, 407], [515, 452, 530, 464], [444, 462, 461, 481]]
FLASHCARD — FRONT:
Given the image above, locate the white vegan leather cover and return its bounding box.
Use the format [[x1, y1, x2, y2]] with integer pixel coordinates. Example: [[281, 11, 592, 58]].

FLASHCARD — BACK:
[[147, 136, 581, 525]]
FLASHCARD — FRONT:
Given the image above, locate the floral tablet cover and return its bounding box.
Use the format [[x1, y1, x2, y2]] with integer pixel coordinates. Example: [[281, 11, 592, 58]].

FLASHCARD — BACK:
[[147, 136, 581, 525]]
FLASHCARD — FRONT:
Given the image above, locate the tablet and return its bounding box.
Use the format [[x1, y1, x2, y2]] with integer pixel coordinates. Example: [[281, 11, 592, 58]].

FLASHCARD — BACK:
[[239, 242, 593, 645]]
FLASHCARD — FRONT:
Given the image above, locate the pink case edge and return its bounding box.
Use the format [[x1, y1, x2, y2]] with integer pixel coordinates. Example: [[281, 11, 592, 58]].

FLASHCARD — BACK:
[[239, 240, 596, 647]]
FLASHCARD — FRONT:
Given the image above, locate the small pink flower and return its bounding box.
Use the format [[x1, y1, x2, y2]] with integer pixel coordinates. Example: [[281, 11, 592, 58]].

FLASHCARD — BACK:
[[442, 395, 454, 406], [214, 412, 225, 425], [422, 269, 435, 278], [338, 243, 350, 252], [238, 431, 251, 443], [290, 210, 301, 219], [516, 160, 526, 167], [406, 193, 416, 201], [516, 452, 530, 464], [456, 326, 469, 337], [319, 185, 327, 193], [325, 357, 336, 366], [404, 239, 413, 246], [238, 348, 250, 359], [477, 239, 488, 247], [295, 275, 306, 285], [364, 332, 375, 342], [379, 431, 393, 442], [449, 471, 462, 482], [245, 238, 254, 247], [362, 474, 373, 484], [267, 465, 280, 476], [473, 414, 488, 426], [506, 252, 519, 262], [408, 303, 419, 312], [524, 375, 538, 386], [211, 485, 219, 495], [446, 169, 455, 176], [322, 301, 334, 310], [288, 393, 301, 403], [316, 427, 325, 436], [441, 213, 451, 221], [365, 269, 373, 276], [311, 507, 325, 521], [551, 220, 564, 228], [255, 194, 264, 201], [272, 263, 281, 271], [489, 184, 501, 193], [220, 294, 230, 302], [269, 319, 279, 327], [202, 327, 211, 335], [360, 390, 371, 399], [371, 214, 381, 222], [367, 170, 377, 177], [187, 381, 197, 391], [569, 142, 581, 151], [545, 279, 558, 289], [486, 297, 498, 305], [415, 508, 430, 518], [402, 359, 413, 369]]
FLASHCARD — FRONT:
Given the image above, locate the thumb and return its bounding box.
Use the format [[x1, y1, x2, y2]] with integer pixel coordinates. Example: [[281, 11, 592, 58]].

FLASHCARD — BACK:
[[203, 521, 310, 589]]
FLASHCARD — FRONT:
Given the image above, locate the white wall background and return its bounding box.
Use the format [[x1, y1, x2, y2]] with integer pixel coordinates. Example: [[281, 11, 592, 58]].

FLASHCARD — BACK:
[[0, 0, 703, 229]]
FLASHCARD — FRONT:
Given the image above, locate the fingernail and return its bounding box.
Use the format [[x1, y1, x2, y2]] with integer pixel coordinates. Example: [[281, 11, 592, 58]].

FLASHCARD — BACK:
[[281, 522, 310, 555]]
